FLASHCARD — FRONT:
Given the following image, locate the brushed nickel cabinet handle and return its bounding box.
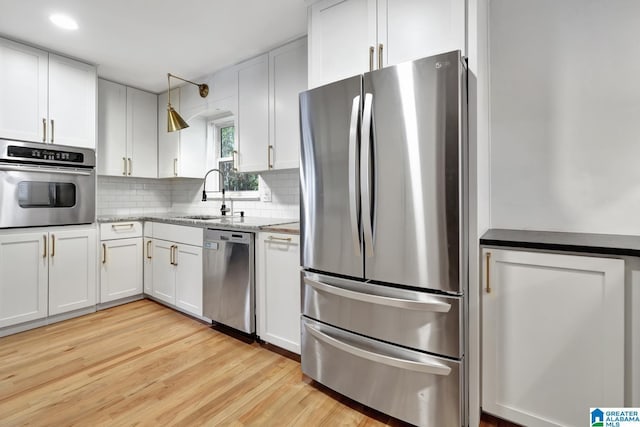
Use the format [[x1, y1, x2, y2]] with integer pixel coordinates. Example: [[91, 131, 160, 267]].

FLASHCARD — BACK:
[[43, 235, 47, 258], [51, 234, 55, 257], [112, 223, 135, 230], [50, 119, 55, 143], [485, 252, 491, 293], [122, 157, 127, 175], [369, 46, 374, 71], [269, 235, 292, 242], [378, 44, 383, 69], [42, 118, 47, 143], [146, 240, 152, 259], [127, 158, 132, 176], [233, 150, 238, 171], [173, 158, 178, 176], [102, 243, 107, 264], [268, 145, 273, 169]]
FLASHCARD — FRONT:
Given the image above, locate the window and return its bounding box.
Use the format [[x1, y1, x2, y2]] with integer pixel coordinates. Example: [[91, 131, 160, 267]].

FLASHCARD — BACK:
[[211, 119, 258, 195]]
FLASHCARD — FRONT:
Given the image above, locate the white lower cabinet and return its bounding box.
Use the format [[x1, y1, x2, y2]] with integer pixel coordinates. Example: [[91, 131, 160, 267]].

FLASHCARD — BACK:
[[481, 248, 625, 427], [0, 226, 96, 329], [149, 223, 203, 317], [0, 232, 48, 328], [99, 222, 143, 303], [48, 228, 97, 315], [256, 232, 301, 354]]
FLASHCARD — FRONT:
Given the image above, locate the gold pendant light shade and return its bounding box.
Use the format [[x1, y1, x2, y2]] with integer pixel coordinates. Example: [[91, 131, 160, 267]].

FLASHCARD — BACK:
[[166, 73, 209, 133], [167, 105, 189, 132]]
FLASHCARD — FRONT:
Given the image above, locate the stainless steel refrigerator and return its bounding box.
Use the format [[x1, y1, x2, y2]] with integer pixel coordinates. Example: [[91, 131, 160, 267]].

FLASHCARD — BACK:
[[299, 50, 468, 427]]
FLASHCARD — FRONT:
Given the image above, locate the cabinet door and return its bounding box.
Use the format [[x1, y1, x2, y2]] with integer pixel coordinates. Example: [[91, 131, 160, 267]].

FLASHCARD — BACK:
[[127, 87, 158, 178], [152, 239, 176, 304], [0, 38, 48, 143], [97, 79, 127, 176], [175, 244, 203, 316], [157, 89, 180, 178], [143, 238, 153, 295], [269, 38, 307, 170], [99, 237, 143, 303], [48, 228, 97, 315], [237, 54, 269, 172], [178, 115, 207, 178], [0, 232, 48, 328], [308, 0, 377, 88], [482, 248, 624, 427], [257, 233, 301, 354], [48, 54, 96, 149], [378, 0, 465, 67]]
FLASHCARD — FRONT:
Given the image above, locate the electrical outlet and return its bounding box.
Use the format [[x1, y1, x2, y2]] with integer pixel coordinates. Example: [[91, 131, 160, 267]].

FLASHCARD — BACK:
[[261, 188, 272, 202]]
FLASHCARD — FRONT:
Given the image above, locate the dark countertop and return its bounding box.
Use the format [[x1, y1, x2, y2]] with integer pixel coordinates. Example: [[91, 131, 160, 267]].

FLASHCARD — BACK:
[[480, 228, 640, 257], [97, 214, 300, 234]]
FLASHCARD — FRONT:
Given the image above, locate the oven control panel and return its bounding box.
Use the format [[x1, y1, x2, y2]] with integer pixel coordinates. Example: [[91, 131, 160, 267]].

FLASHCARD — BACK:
[[7, 145, 85, 163]]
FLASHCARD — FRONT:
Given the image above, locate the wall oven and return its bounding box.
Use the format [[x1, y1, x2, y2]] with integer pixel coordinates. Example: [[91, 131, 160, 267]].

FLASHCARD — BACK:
[[0, 139, 96, 229]]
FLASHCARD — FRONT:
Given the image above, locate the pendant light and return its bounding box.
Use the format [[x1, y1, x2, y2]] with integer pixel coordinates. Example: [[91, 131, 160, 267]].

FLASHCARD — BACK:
[[166, 73, 209, 132]]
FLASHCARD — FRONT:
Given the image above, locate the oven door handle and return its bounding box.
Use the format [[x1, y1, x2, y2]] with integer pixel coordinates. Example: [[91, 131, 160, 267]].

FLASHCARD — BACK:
[[0, 164, 93, 176]]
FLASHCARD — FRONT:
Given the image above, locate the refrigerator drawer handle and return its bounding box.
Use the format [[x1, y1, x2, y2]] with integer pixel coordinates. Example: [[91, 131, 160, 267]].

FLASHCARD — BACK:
[[303, 277, 451, 312], [348, 95, 361, 256], [305, 322, 451, 376]]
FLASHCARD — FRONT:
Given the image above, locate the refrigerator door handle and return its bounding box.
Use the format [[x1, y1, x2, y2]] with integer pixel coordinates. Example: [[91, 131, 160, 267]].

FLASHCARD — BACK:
[[361, 93, 375, 257], [305, 321, 452, 376], [348, 95, 362, 256], [304, 276, 451, 312]]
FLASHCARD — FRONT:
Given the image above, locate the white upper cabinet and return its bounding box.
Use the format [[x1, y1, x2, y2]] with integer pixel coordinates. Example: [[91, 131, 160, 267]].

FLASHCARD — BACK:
[[269, 38, 307, 170], [0, 39, 48, 143], [308, 0, 465, 88], [98, 79, 127, 175], [126, 87, 158, 178], [0, 38, 97, 148], [98, 80, 157, 178], [309, 0, 375, 89], [157, 87, 206, 179], [236, 54, 270, 173], [48, 54, 97, 149]]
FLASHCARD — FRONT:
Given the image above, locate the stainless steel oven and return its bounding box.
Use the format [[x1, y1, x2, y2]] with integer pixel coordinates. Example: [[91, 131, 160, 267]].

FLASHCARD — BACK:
[[0, 139, 96, 228]]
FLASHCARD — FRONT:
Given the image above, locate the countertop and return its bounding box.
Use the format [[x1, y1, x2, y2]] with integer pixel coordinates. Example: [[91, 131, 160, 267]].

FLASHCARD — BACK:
[[480, 228, 640, 257], [98, 214, 300, 234]]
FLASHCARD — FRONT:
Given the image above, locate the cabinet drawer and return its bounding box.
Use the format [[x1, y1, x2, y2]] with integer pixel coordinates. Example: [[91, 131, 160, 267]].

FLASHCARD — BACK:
[[301, 317, 462, 427], [302, 271, 462, 358], [153, 222, 203, 246], [100, 222, 142, 240]]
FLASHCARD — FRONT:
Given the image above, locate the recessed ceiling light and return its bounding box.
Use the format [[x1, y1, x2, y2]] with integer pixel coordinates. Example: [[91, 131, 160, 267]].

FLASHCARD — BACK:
[[49, 14, 78, 30]]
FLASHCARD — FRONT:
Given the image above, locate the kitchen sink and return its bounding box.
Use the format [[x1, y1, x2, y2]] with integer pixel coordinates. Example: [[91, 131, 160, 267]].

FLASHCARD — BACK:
[[177, 215, 224, 220]]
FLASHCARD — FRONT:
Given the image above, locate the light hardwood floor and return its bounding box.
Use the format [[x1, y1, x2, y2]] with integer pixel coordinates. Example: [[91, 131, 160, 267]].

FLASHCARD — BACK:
[[1, 299, 503, 426]]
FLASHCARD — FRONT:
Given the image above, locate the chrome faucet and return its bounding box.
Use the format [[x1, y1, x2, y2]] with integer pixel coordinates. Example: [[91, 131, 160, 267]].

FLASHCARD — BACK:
[[202, 168, 231, 216]]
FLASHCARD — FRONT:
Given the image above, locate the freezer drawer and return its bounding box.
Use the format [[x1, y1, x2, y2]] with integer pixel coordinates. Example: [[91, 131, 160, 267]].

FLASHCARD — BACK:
[[302, 271, 462, 358], [301, 317, 462, 427]]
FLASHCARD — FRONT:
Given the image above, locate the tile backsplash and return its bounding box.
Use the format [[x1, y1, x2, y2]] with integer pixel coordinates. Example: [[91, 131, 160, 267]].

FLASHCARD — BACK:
[[97, 168, 299, 220]]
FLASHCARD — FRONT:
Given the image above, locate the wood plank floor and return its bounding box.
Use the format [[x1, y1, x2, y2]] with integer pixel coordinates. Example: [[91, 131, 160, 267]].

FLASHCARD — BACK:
[[0, 299, 503, 426]]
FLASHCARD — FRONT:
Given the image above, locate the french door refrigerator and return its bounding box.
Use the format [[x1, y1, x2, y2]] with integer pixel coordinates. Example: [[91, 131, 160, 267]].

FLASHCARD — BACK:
[[299, 50, 468, 427]]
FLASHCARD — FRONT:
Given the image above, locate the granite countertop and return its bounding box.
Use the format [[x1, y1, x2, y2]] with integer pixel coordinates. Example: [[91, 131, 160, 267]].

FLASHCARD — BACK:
[[481, 228, 640, 257], [98, 214, 300, 234]]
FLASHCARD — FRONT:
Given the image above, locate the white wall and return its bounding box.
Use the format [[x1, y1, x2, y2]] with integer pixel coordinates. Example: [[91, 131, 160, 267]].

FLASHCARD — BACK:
[[489, 0, 640, 234], [97, 169, 299, 220]]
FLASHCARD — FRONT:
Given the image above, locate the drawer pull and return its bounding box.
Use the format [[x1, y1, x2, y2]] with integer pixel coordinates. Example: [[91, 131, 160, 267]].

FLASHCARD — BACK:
[[305, 322, 451, 376], [112, 223, 135, 230], [303, 277, 451, 312], [268, 235, 292, 242]]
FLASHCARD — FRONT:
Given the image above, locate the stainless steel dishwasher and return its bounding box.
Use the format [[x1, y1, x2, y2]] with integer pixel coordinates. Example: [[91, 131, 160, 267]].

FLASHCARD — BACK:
[[203, 229, 255, 334]]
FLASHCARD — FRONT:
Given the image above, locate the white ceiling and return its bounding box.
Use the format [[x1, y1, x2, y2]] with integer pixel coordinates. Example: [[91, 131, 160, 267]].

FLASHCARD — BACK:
[[0, 0, 308, 93]]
